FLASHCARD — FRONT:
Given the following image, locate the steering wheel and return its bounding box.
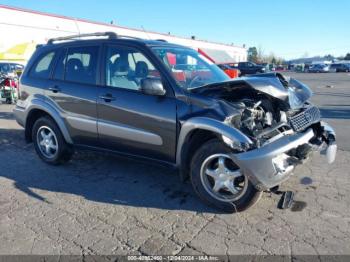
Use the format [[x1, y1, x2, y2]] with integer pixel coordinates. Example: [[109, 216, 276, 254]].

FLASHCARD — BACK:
[[188, 75, 204, 88]]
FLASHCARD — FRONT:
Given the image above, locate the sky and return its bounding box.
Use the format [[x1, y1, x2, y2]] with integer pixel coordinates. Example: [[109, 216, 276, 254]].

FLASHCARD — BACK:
[[1, 0, 349, 59]]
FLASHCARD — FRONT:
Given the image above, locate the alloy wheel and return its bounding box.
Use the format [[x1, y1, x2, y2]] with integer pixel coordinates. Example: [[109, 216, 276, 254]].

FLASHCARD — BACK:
[[36, 126, 58, 159], [200, 154, 248, 202]]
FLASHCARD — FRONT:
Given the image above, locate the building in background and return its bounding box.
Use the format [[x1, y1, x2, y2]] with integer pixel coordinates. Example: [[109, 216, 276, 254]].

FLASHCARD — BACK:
[[0, 5, 247, 64]]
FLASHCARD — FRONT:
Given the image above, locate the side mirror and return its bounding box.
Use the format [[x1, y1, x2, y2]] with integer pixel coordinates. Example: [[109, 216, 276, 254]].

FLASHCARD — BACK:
[[140, 78, 166, 96]]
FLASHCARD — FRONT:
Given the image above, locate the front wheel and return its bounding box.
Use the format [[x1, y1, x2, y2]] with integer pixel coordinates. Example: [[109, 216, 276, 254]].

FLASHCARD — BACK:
[[190, 139, 262, 213]]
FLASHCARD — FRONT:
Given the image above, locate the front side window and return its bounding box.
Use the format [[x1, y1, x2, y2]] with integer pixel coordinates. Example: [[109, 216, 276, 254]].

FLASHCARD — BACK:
[[106, 46, 160, 91], [30, 51, 55, 79], [152, 47, 229, 89], [64, 46, 99, 85]]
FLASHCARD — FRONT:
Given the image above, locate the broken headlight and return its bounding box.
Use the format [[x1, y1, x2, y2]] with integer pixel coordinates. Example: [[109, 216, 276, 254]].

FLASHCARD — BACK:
[[288, 78, 313, 109]]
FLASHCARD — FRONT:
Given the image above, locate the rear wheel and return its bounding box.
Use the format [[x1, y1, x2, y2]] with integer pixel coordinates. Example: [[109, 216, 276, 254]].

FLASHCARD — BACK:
[[190, 139, 262, 213], [32, 116, 73, 165]]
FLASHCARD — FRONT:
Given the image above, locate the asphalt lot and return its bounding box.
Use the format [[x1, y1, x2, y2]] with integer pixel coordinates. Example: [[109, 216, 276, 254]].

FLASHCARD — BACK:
[[0, 72, 349, 257]]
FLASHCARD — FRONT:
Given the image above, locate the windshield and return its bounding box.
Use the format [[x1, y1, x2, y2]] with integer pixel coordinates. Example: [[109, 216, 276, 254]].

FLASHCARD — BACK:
[[152, 47, 229, 89], [0, 63, 11, 73]]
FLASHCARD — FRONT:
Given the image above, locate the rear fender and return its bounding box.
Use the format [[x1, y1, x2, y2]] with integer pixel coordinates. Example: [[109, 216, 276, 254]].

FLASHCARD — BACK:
[[25, 99, 73, 144]]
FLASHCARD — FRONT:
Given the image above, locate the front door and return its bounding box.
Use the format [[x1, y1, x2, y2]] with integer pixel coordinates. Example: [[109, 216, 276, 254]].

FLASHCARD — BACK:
[[97, 45, 177, 162]]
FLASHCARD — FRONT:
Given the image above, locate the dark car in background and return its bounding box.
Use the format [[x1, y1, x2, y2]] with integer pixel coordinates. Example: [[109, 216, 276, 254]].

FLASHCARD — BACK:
[[329, 63, 350, 73], [0, 62, 24, 77], [233, 62, 266, 75]]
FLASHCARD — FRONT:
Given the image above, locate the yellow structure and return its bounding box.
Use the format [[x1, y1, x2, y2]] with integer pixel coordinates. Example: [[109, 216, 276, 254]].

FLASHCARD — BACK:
[[0, 42, 36, 62]]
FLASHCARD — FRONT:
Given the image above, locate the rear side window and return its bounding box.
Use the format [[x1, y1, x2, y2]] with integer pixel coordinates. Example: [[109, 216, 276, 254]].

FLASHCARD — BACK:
[[64, 46, 99, 85], [30, 51, 55, 79]]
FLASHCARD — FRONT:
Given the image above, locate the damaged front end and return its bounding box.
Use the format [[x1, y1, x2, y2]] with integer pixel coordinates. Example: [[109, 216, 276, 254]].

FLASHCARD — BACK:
[[190, 73, 337, 191], [231, 121, 336, 190]]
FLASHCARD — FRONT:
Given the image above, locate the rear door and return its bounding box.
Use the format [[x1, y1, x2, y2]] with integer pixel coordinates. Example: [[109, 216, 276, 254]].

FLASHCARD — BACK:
[[96, 44, 177, 162], [46, 44, 101, 145]]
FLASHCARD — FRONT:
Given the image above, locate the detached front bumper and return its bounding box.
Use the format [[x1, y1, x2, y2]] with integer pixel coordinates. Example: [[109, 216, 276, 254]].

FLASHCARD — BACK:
[[231, 122, 336, 191]]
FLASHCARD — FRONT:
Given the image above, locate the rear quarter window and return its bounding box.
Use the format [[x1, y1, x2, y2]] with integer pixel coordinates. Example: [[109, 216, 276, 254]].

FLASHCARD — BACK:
[[30, 51, 56, 79]]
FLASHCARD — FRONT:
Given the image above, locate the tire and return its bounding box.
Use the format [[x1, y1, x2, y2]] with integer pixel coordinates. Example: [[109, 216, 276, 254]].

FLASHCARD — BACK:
[[32, 116, 73, 165], [5, 98, 12, 104], [190, 139, 262, 213]]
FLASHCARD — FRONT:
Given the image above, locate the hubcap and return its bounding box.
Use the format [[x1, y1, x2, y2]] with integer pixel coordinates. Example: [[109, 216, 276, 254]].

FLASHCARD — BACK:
[[37, 126, 58, 158], [200, 154, 248, 202]]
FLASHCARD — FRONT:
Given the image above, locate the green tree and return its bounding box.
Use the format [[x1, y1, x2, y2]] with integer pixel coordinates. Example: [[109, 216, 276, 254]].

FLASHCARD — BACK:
[[271, 57, 277, 64], [248, 47, 258, 63], [324, 54, 334, 60], [344, 53, 350, 60]]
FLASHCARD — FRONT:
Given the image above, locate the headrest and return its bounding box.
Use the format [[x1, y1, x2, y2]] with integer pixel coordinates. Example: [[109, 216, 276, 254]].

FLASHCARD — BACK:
[[113, 57, 129, 76], [135, 61, 149, 78], [66, 58, 83, 70]]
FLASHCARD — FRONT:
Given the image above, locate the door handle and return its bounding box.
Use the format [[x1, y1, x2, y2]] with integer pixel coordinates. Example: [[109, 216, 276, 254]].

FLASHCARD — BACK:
[[99, 94, 116, 102], [48, 86, 60, 93]]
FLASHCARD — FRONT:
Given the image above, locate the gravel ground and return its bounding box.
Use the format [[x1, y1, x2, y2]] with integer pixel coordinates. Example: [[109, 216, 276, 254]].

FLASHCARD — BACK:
[[0, 73, 349, 257]]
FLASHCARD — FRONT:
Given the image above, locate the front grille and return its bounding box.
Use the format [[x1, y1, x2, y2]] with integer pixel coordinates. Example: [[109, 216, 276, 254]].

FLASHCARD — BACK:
[[289, 106, 321, 131]]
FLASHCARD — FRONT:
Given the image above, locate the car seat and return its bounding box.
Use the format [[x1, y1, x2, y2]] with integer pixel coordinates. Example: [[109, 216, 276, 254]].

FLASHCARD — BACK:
[[66, 58, 84, 82], [111, 58, 138, 90], [134, 61, 149, 85]]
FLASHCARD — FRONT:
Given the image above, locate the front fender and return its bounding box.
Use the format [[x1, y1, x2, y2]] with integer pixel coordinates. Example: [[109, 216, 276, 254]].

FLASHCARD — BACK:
[[176, 117, 253, 179]]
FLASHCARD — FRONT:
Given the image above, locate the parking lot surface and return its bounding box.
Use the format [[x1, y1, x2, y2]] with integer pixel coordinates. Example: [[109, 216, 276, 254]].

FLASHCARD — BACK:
[[0, 73, 349, 256]]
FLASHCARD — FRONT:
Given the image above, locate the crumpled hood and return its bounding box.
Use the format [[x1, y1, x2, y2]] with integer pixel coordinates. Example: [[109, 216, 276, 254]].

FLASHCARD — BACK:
[[189, 73, 313, 109]]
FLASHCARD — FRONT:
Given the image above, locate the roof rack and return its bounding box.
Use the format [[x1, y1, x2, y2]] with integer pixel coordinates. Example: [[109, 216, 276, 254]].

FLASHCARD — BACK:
[[48, 32, 117, 44], [117, 35, 142, 40]]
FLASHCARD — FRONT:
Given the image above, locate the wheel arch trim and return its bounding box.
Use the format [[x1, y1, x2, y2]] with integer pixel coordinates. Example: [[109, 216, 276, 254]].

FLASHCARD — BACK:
[[25, 99, 73, 144], [176, 117, 253, 180]]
